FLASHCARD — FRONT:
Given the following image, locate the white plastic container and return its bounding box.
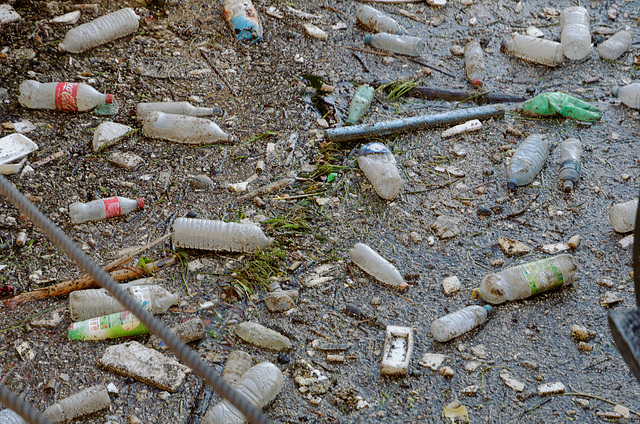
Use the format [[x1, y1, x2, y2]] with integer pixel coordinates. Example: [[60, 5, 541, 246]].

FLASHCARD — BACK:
[[613, 83, 640, 109], [68, 196, 143, 224], [59, 7, 139, 53], [349, 243, 408, 289], [464, 40, 485, 88], [559, 6, 591, 60], [142, 111, 230, 144], [558, 138, 582, 192], [18, 80, 113, 112], [502, 34, 564, 67], [431, 305, 493, 342], [356, 5, 405, 35], [610, 199, 638, 233], [173, 218, 273, 252], [506, 134, 550, 189], [380, 326, 414, 376], [357, 142, 403, 200], [136, 102, 218, 120], [44, 386, 111, 423], [364, 33, 424, 57], [598, 30, 632, 61], [0, 409, 27, 424], [471, 254, 577, 304]]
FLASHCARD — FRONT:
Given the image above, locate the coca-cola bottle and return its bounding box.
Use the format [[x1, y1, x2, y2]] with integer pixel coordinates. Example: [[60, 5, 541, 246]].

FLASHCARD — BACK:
[[18, 80, 113, 112]]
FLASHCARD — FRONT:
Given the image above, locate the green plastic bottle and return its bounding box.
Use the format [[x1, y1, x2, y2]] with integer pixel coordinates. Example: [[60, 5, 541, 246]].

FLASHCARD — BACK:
[[346, 84, 375, 125], [68, 309, 149, 340]]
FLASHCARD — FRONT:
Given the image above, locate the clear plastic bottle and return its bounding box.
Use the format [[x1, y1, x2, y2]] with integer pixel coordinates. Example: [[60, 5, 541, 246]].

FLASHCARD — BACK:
[[501, 34, 564, 67], [68, 196, 144, 224], [136, 102, 220, 120], [558, 138, 582, 193], [346, 84, 375, 125], [464, 40, 485, 89], [597, 30, 632, 61], [0, 409, 27, 424], [364, 33, 424, 57], [18, 80, 113, 112], [173, 218, 273, 252], [149, 318, 207, 350], [223, 0, 263, 43], [202, 362, 284, 424], [609, 199, 638, 233], [356, 5, 405, 35], [471, 254, 577, 304], [69, 285, 179, 321], [59, 7, 139, 53], [234, 321, 292, 351], [43, 386, 111, 423], [505, 134, 550, 189], [559, 6, 591, 60], [349, 243, 409, 289], [357, 142, 403, 200], [431, 305, 493, 342], [222, 350, 254, 386], [68, 310, 149, 340], [142, 111, 230, 144], [613, 83, 640, 109]]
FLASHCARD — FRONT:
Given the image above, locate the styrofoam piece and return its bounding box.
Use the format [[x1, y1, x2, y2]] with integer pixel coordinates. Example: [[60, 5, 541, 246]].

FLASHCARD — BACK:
[[0, 157, 27, 175], [441, 119, 482, 138], [0, 134, 38, 165], [52, 11, 81, 25], [381, 325, 414, 376], [93, 121, 134, 152], [0, 4, 21, 25]]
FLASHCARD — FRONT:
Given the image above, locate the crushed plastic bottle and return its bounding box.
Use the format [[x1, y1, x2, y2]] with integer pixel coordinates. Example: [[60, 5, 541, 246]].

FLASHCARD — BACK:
[[501, 34, 564, 67], [609, 199, 638, 233], [0, 409, 27, 424], [223, 0, 263, 43], [59, 7, 139, 53], [597, 30, 632, 61], [235, 321, 292, 351], [613, 83, 640, 109], [172, 218, 273, 252], [149, 318, 207, 350], [43, 386, 111, 423], [136, 102, 220, 119], [222, 350, 254, 386], [68, 310, 149, 340], [364, 33, 424, 57], [558, 138, 582, 192], [559, 6, 591, 60], [68, 196, 143, 224], [349, 243, 409, 289], [142, 111, 230, 144], [506, 134, 550, 189], [346, 84, 375, 125], [464, 40, 485, 89], [431, 305, 493, 342], [356, 5, 405, 35], [19, 80, 113, 112], [357, 142, 403, 200]]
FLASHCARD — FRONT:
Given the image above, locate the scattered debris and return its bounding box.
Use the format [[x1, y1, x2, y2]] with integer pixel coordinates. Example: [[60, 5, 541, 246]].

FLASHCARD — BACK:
[[538, 382, 566, 396], [499, 369, 525, 392], [418, 353, 447, 371], [497, 236, 530, 256]]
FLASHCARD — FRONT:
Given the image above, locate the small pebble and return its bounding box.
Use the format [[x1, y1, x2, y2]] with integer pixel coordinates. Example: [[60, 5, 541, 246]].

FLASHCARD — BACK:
[[439, 366, 455, 378], [568, 234, 581, 249], [578, 341, 594, 351]]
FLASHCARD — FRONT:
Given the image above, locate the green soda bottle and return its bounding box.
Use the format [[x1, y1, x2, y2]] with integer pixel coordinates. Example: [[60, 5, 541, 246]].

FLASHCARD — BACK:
[[68, 309, 149, 341], [346, 84, 375, 125]]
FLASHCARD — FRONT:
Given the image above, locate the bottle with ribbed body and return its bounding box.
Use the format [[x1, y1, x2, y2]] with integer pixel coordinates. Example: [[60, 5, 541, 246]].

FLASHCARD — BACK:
[[356, 5, 405, 35], [136, 102, 218, 119], [598, 30, 632, 61], [431, 305, 493, 342], [609, 199, 639, 233], [0, 409, 27, 424], [505, 134, 550, 189], [43, 386, 111, 423], [349, 243, 408, 289], [364, 33, 424, 57], [59, 8, 139, 53], [172, 218, 273, 252], [149, 318, 207, 350], [19, 80, 113, 111], [346, 84, 375, 125], [501, 34, 564, 67], [68, 196, 143, 224], [142, 112, 230, 144], [357, 142, 403, 200], [464, 40, 485, 89], [558, 138, 582, 192], [559, 6, 591, 60], [222, 350, 254, 386], [613, 83, 640, 109]]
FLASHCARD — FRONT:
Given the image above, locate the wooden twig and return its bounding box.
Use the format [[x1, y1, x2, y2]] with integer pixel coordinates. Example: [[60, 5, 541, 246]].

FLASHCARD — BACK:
[[200, 50, 238, 97], [504, 193, 540, 219]]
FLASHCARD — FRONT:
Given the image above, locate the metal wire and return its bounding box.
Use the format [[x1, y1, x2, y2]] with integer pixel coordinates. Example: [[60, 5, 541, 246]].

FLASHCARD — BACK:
[[0, 175, 271, 424]]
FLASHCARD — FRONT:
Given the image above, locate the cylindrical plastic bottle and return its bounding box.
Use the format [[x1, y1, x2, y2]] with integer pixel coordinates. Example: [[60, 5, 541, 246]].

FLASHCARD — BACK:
[[136, 102, 220, 120], [357, 142, 404, 200], [559, 6, 591, 60], [613, 83, 640, 109], [431, 305, 493, 342], [59, 7, 139, 53], [506, 134, 550, 189], [43, 386, 111, 423], [356, 5, 405, 35], [0, 409, 27, 424], [558, 138, 582, 192], [349, 243, 409, 289], [223, 0, 263, 43], [69, 285, 179, 321], [222, 350, 254, 386], [173, 218, 273, 252], [235, 321, 292, 351], [597, 30, 632, 61], [364, 33, 424, 57], [149, 318, 207, 350], [471, 254, 577, 304], [346, 84, 375, 125], [464, 40, 486, 89], [18, 80, 113, 112], [501, 34, 564, 67], [142, 111, 230, 144], [68, 310, 149, 340], [202, 362, 284, 424], [609, 199, 638, 233], [68, 196, 144, 224]]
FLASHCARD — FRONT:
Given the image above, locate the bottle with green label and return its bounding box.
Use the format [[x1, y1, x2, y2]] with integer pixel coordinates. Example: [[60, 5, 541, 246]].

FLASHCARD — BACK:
[[68, 309, 149, 341], [471, 254, 577, 304]]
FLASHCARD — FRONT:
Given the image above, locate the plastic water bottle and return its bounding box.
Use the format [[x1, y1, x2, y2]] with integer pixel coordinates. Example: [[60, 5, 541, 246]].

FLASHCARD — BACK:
[[464, 40, 485, 89], [69, 285, 179, 321], [68, 310, 149, 340], [0, 409, 27, 424], [349, 243, 409, 289], [558, 138, 582, 193], [43, 386, 111, 423], [136, 102, 219, 119], [613, 83, 640, 109], [173, 218, 273, 252], [597, 30, 632, 61], [364, 33, 424, 57], [609, 199, 638, 233], [501, 34, 564, 67], [559, 6, 591, 60], [68, 196, 143, 224], [346, 84, 375, 125], [431, 305, 493, 342], [149, 318, 207, 350], [202, 362, 284, 424], [223, 0, 263, 43], [222, 350, 254, 386], [470, 254, 577, 304], [505, 134, 550, 189], [142, 111, 230, 144], [357, 142, 403, 200], [356, 5, 405, 35], [235, 321, 292, 351], [59, 7, 139, 53], [18, 80, 113, 112]]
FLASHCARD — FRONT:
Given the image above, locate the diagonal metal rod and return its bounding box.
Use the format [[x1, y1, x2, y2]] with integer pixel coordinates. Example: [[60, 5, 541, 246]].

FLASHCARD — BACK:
[[0, 174, 271, 424]]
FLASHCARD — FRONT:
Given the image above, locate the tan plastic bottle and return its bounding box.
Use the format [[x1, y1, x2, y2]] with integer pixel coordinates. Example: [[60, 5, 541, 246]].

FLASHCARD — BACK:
[[43, 386, 111, 423]]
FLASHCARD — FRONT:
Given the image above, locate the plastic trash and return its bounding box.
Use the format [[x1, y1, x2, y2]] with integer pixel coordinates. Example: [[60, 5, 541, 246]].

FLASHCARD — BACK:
[[68, 310, 149, 340], [43, 386, 111, 423], [223, 0, 263, 43], [18, 80, 113, 112], [142, 111, 230, 144], [559, 6, 591, 60], [149, 318, 207, 350], [136, 102, 220, 120], [235, 321, 292, 351], [558, 138, 582, 192], [505, 134, 550, 189], [518, 92, 602, 121], [0, 409, 27, 424], [357, 142, 403, 200], [501, 34, 564, 67], [381, 326, 414, 376], [349, 243, 409, 289], [222, 350, 254, 386], [68, 196, 143, 224], [0, 4, 21, 25], [172, 217, 273, 252], [431, 305, 493, 342], [471, 254, 578, 304], [609, 199, 639, 233], [464, 40, 485, 89], [64, 4, 100, 13], [613, 83, 640, 109], [597, 30, 632, 61], [364, 33, 424, 57], [346, 84, 375, 125], [59, 7, 139, 53], [356, 5, 405, 35]]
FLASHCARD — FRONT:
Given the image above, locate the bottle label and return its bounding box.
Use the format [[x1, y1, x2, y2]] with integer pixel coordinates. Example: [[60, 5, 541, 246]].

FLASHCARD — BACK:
[[520, 258, 564, 295], [359, 142, 390, 156], [54, 82, 79, 111], [103, 197, 121, 217], [559, 158, 581, 175]]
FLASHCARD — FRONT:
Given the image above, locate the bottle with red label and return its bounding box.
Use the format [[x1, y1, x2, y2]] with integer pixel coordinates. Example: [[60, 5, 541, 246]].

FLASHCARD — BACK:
[[18, 80, 113, 112], [68, 196, 143, 224]]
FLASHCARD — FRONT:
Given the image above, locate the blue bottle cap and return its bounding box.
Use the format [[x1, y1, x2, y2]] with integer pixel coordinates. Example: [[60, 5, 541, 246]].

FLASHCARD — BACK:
[[483, 305, 493, 315], [364, 34, 372, 44], [507, 179, 518, 190]]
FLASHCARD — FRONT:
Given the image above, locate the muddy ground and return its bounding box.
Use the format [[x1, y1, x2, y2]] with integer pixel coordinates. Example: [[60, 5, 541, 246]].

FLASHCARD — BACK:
[[1, 0, 640, 422]]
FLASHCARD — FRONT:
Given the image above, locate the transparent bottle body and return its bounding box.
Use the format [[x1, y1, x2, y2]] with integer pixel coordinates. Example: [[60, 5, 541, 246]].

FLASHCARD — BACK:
[[464, 40, 485, 88], [234, 321, 292, 351], [44, 386, 110, 423], [559, 138, 582, 192], [609, 199, 639, 233], [349, 243, 407, 289], [506, 134, 550, 189], [150, 317, 206, 350], [59, 7, 139, 53], [364, 33, 424, 57], [222, 350, 254, 386], [18, 80, 110, 111], [173, 218, 273, 252], [136, 102, 216, 119], [68, 196, 143, 224], [356, 5, 404, 35], [502, 34, 564, 67], [346, 84, 375, 125], [559, 7, 590, 60], [142, 111, 230, 144], [357, 142, 403, 200], [0, 409, 27, 424], [431, 305, 492, 342], [614, 83, 640, 109], [598, 30, 632, 61]]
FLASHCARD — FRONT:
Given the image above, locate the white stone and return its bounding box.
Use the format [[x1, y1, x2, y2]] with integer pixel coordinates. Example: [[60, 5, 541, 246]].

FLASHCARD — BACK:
[[538, 382, 566, 396], [499, 369, 524, 392], [106, 382, 119, 396], [228, 181, 249, 193], [107, 152, 143, 169], [471, 344, 487, 359], [442, 276, 461, 295], [441, 120, 482, 139], [418, 353, 447, 371], [464, 361, 481, 372], [619, 234, 634, 249], [303, 23, 327, 40], [461, 385, 479, 395], [614, 404, 630, 419], [541, 242, 570, 254], [600, 291, 623, 306]]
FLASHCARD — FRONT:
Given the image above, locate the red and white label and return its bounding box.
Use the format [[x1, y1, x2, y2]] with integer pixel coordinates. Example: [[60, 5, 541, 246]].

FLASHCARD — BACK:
[[103, 197, 121, 218], [54, 82, 79, 111]]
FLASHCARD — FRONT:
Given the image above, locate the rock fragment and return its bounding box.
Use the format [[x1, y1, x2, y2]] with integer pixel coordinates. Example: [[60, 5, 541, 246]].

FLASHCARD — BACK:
[[538, 382, 566, 396]]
